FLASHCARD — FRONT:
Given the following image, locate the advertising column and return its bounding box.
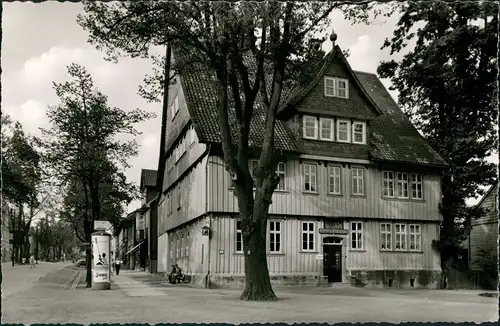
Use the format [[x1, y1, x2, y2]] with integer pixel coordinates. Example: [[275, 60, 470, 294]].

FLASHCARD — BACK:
[[91, 231, 111, 290]]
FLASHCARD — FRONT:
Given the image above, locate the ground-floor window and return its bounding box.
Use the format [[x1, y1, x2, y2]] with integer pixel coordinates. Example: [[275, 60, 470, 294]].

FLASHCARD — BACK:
[[350, 222, 363, 249], [408, 224, 421, 251], [379, 222, 423, 252], [236, 220, 243, 253], [380, 223, 392, 250], [269, 221, 281, 253], [395, 224, 407, 250], [302, 221, 315, 251]]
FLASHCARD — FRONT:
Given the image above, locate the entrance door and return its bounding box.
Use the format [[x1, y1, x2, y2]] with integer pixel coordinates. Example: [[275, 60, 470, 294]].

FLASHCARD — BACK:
[[323, 245, 342, 282]]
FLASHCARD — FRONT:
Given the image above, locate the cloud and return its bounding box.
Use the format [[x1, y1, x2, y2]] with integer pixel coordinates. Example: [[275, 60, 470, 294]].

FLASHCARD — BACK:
[[22, 46, 86, 86], [4, 99, 49, 136], [347, 35, 378, 73], [141, 134, 159, 149]]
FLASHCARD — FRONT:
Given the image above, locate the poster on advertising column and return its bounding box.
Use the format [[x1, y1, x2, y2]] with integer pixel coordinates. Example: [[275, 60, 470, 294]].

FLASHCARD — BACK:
[[91, 232, 111, 289]]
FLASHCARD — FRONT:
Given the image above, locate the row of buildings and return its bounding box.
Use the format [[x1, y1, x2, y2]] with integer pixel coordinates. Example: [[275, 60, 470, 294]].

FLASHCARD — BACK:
[[115, 36, 497, 289]]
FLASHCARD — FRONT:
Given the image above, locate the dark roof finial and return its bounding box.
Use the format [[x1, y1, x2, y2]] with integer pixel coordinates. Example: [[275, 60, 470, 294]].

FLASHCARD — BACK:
[[330, 29, 338, 46]]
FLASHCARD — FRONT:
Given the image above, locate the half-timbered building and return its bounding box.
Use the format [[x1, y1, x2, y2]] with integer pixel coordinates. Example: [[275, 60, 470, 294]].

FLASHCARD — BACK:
[[155, 36, 448, 289]]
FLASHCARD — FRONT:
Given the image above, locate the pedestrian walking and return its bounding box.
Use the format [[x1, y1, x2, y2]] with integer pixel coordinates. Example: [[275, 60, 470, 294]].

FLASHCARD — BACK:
[[29, 255, 35, 268], [115, 257, 121, 275]]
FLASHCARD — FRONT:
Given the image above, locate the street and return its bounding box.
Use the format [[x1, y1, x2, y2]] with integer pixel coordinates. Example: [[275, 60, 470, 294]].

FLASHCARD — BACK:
[[1, 263, 498, 324]]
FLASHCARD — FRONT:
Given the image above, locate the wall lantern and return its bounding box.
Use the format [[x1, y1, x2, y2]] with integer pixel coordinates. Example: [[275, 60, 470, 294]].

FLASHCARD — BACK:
[[201, 226, 210, 236]]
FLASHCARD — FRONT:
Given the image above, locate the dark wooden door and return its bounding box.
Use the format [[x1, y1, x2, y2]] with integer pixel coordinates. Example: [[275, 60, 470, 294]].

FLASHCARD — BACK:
[[323, 245, 342, 282]]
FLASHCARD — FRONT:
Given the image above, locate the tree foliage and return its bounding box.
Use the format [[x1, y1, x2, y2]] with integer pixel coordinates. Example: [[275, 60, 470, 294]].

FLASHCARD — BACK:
[[40, 63, 154, 286], [376, 1, 498, 281], [2, 117, 46, 262], [79, 1, 342, 300], [35, 215, 75, 262]]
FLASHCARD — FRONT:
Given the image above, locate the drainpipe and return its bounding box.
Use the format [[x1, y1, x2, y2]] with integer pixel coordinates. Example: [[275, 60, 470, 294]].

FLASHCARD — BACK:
[[204, 144, 212, 288]]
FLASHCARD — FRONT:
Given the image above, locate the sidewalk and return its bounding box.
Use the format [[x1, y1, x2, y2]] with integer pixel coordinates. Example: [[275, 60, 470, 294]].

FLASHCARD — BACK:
[[111, 270, 168, 297]]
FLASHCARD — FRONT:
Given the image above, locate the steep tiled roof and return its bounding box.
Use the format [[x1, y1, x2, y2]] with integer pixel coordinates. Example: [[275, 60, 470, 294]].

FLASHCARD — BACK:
[[176, 47, 447, 168], [178, 53, 298, 152], [354, 71, 447, 167], [140, 169, 157, 190]]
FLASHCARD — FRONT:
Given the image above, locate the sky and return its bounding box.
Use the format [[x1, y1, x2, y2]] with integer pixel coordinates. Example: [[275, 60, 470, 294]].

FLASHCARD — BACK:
[[2, 2, 498, 216]]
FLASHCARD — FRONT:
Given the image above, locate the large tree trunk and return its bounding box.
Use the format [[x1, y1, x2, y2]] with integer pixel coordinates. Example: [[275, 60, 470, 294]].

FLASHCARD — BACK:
[[240, 216, 276, 300], [239, 191, 277, 301]]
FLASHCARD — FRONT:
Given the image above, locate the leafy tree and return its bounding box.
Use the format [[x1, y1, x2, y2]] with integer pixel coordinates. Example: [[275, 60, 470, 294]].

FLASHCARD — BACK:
[[78, 1, 346, 300], [375, 1, 498, 287], [61, 171, 135, 245], [40, 63, 154, 287], [473, 248, 498, 290], [2, 121, 44, 262], [34, 216, 74, 262]]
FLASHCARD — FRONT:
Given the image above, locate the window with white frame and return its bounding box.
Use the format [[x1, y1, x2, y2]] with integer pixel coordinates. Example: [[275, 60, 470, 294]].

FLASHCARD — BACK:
[[411, 174, 423, 199], [236, 220, 243, 253], [383, 171, 395, 197], [397, 172, 409, 198], [302, 222, 315, 251], [276, 162, 286, 191], [328, 165, 341, 195], [190, 126, 197, 145], [181, 136, 187, 156], [324, 77, 349, 99], [350, 222, 363, 249], [324, 77, 336, 97], [269, 221, 281, 253], [303, 115, 318, 139], [395, 224, 407, 250], [176, 237, 180, 257], [181, 234, 184, 256], [250, 160, 286, 191], [171, 95, 179, 120], [337, 79, 348, 98], [250, 160, 259, 180], [319, 118, 334, 141], [337, 119, 351, 142], [352, 121, 366, 144], [380, 223, 392, 250], [351, 167, 364, 196], [169, 237, 173, 259], [177, 186, 182, 209], [303, 163, 317, 192], [186, 231, 190, 257], [408, 224, 421, 251]]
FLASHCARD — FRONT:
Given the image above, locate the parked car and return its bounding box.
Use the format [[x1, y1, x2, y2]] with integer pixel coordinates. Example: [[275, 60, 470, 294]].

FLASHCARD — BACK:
[[76, 259, 86, 267]]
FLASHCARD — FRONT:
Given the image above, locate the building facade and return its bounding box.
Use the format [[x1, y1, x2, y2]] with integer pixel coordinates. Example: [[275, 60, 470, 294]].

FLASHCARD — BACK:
[[155, 39, 448, 289], [468, 183, 498, 271], [139, 169, 159, 274]]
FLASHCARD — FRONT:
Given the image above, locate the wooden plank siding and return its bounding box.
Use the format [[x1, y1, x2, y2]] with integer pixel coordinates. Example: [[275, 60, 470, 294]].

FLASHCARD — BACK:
[[157, 155, 209, 236], [162, 134, 207, 192], [204, 216, 440, 278], [207, 155, 441, 221], [211, 216, 324, 276], [469, 184, 498, 271], [347, 220, 440, 271], [157, 216, 211, 284]]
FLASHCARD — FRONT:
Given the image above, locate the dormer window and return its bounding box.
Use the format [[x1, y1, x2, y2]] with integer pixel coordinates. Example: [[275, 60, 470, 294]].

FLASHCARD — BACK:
[[324, 77, 349, 99], [337, 119, 351, 142], [303, 115, 318, 139], [352, 121, 367, 144]]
